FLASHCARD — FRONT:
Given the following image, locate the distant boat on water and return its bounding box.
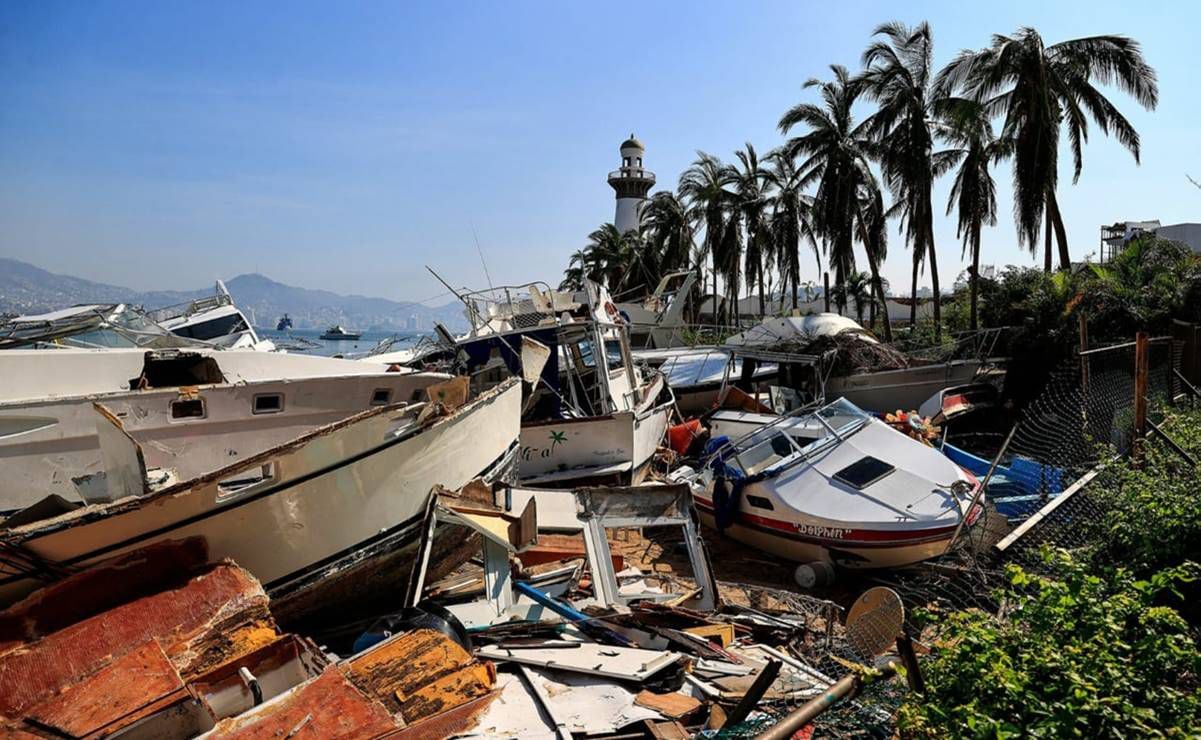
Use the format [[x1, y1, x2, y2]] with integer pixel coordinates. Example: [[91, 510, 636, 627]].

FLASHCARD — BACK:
[[276, 313, 293, 331], [320, 325, 361, 341]]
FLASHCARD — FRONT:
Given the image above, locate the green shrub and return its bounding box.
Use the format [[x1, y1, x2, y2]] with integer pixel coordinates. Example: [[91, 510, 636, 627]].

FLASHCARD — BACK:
[[1085, 406, 1201, 574], [897, 551, 1201, 738]]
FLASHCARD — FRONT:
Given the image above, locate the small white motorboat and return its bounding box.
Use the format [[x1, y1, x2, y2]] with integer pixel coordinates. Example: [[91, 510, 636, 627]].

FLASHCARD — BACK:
[[686, 398, 981, 569]]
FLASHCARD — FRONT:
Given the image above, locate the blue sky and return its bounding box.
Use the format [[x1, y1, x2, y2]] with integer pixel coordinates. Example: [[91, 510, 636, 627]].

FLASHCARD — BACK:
[[1, 1, 1197, 303]]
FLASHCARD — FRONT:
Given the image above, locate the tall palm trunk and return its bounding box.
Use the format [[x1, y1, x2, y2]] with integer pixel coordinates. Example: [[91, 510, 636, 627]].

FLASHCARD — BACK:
[[927, 220, 942, 341], [867, 251, 892, 342], [909, 257, 919, 327], [1043, 203, 1054, 273], [1047, 189, 1070, 270], [970, 221, 981, 331]]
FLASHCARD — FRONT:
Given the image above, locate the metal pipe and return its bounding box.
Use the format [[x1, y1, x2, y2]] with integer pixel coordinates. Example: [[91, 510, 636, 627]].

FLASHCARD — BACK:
[[238, 666, 263, 706], [755, 658, 899, 740]]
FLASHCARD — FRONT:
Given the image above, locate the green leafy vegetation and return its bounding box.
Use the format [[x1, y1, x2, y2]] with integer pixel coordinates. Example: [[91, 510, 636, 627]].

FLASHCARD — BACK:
[[897, 552, 1201, 738], [897, 407, 1201, 737]]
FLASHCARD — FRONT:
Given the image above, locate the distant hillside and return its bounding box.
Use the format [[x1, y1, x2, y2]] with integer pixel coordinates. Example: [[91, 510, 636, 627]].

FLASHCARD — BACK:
[[0, 258, 467, 332]]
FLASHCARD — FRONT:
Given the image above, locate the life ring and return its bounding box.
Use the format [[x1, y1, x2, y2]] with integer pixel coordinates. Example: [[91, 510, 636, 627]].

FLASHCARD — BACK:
[[604, 301, 623, 323]]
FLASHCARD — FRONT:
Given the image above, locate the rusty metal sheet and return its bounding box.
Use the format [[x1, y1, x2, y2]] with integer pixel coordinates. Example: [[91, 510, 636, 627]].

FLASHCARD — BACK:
[[21, 639, 185, 737], [0, 561, 274, 718], [205, 666, 399, 739]]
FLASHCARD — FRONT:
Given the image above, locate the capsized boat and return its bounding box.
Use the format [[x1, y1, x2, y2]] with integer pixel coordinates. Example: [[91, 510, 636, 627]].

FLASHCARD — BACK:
[[0, 377, 523, 621], [374, 279, 675, 486], [684, 398, 981, 569]]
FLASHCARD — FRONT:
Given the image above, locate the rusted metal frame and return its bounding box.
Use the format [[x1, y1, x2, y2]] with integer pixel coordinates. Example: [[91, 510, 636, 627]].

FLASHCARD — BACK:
[[949, 424, 1018, 549], [754, 658, 900, 740], [1134, 331, 1150, 464]]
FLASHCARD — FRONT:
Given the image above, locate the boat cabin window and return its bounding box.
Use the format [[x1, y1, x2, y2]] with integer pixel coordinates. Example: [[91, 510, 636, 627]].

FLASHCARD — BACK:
[[171, 398, 205, 420], [833, 456, 895, 490], [252, 393, 284, 414], [171, 312, 249, 341], [371, 388, 393, 406], [736, 431, 802, 476], [745, 495, 774, 510]]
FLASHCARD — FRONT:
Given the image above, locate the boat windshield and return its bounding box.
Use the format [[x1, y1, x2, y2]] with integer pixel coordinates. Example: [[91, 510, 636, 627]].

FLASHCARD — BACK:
[[722, 398, 871, 477]]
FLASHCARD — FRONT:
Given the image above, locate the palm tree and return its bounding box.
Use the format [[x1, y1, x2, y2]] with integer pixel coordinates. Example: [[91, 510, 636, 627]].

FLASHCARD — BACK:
[[844, 271, 872, 323], [679, 152, 736, 324], [779, 65, 872, 313], [855, 175, 893, 340], [640, 191, 695, 281], [938, 98, 1004, 330], [559, 249, 589, 291], [764, 150, 819, 311], [731, 143, 773, 318], [577, 224, 647, 293], [859, 21, 949, 338], [935, 28, 1157, 271]]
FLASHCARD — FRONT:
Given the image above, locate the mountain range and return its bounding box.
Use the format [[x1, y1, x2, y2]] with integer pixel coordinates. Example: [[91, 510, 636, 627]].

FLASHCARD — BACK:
[[0, 258, 468, 332]]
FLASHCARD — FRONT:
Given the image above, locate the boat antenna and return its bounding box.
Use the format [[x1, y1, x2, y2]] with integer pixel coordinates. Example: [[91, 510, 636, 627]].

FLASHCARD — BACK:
[[425, 265, 482, 327], [470, 218, 495, 294]]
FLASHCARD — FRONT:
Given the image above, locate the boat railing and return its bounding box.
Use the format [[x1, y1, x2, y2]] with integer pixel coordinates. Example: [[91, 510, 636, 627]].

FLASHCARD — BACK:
[[459, 281, 580, 332], [144, 292, 233, 324]]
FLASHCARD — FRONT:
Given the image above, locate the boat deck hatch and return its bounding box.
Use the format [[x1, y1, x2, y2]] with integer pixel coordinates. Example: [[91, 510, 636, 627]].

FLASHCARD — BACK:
[[833, 456, 895, 490]]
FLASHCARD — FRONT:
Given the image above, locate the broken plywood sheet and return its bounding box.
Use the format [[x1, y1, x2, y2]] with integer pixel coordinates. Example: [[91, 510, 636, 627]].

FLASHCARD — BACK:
[[466, 669, 663, 737], [476, 642, 680, 682], [17, 639, 185, 737], [203, 666, 398, 739], [633, 689, 702, 719], [344, 628, 494, 723], [0, 561, 276, 719]]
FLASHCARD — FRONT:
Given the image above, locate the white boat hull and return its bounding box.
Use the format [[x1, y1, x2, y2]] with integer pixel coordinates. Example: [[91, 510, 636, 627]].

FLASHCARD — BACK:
[[0, 380, 523, 614], [826, 360, 982, 412], [517, 400, 671, 485], [0, 373, 448, 510]]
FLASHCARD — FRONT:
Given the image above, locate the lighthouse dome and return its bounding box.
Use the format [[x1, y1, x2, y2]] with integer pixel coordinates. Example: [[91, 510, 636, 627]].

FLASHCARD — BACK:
[[620, 134, 644, 152]]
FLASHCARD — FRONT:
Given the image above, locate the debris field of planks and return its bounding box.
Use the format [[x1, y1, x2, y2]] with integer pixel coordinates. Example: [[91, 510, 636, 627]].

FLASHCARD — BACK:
[[0, 479, 893, 738]]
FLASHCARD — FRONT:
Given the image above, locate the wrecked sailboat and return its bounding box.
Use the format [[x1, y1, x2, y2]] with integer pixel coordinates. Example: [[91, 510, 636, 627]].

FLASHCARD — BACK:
[[0, 376, 523, 620], [685, 398, 982, 569]]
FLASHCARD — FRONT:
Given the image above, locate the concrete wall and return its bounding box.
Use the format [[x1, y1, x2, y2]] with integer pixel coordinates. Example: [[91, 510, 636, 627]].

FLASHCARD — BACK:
[[1157, 223, 1201, 254]]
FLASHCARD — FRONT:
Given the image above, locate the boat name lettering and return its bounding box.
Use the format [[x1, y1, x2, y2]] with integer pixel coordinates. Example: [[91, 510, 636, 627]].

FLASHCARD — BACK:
[[795, 523, 849, 539]]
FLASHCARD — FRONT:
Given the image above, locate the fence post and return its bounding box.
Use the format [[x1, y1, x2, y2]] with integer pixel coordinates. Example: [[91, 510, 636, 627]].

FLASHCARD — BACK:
[[823, 272, 831, 313], [1134, 331, 1149, 465], [1078, 313, 1090, 401]]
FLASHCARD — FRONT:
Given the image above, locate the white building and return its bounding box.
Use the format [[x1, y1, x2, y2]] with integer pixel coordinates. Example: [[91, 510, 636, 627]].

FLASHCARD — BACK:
[[1101, 220, 1201, 261], [607, 134, 655, 234]]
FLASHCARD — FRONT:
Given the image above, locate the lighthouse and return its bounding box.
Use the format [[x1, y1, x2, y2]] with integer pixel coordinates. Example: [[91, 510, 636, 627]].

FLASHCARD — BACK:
[[607, 134, 655, 234]]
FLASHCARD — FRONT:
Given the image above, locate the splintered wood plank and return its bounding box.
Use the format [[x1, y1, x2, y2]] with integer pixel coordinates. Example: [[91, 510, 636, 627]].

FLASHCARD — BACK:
[[345, 629, 476, 710], [0, 562, 275, 718], [395, 662, 495, 721], [206, 667, 398, 739], [633, 690, 702, 719], [21, 640, 184, 737]]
